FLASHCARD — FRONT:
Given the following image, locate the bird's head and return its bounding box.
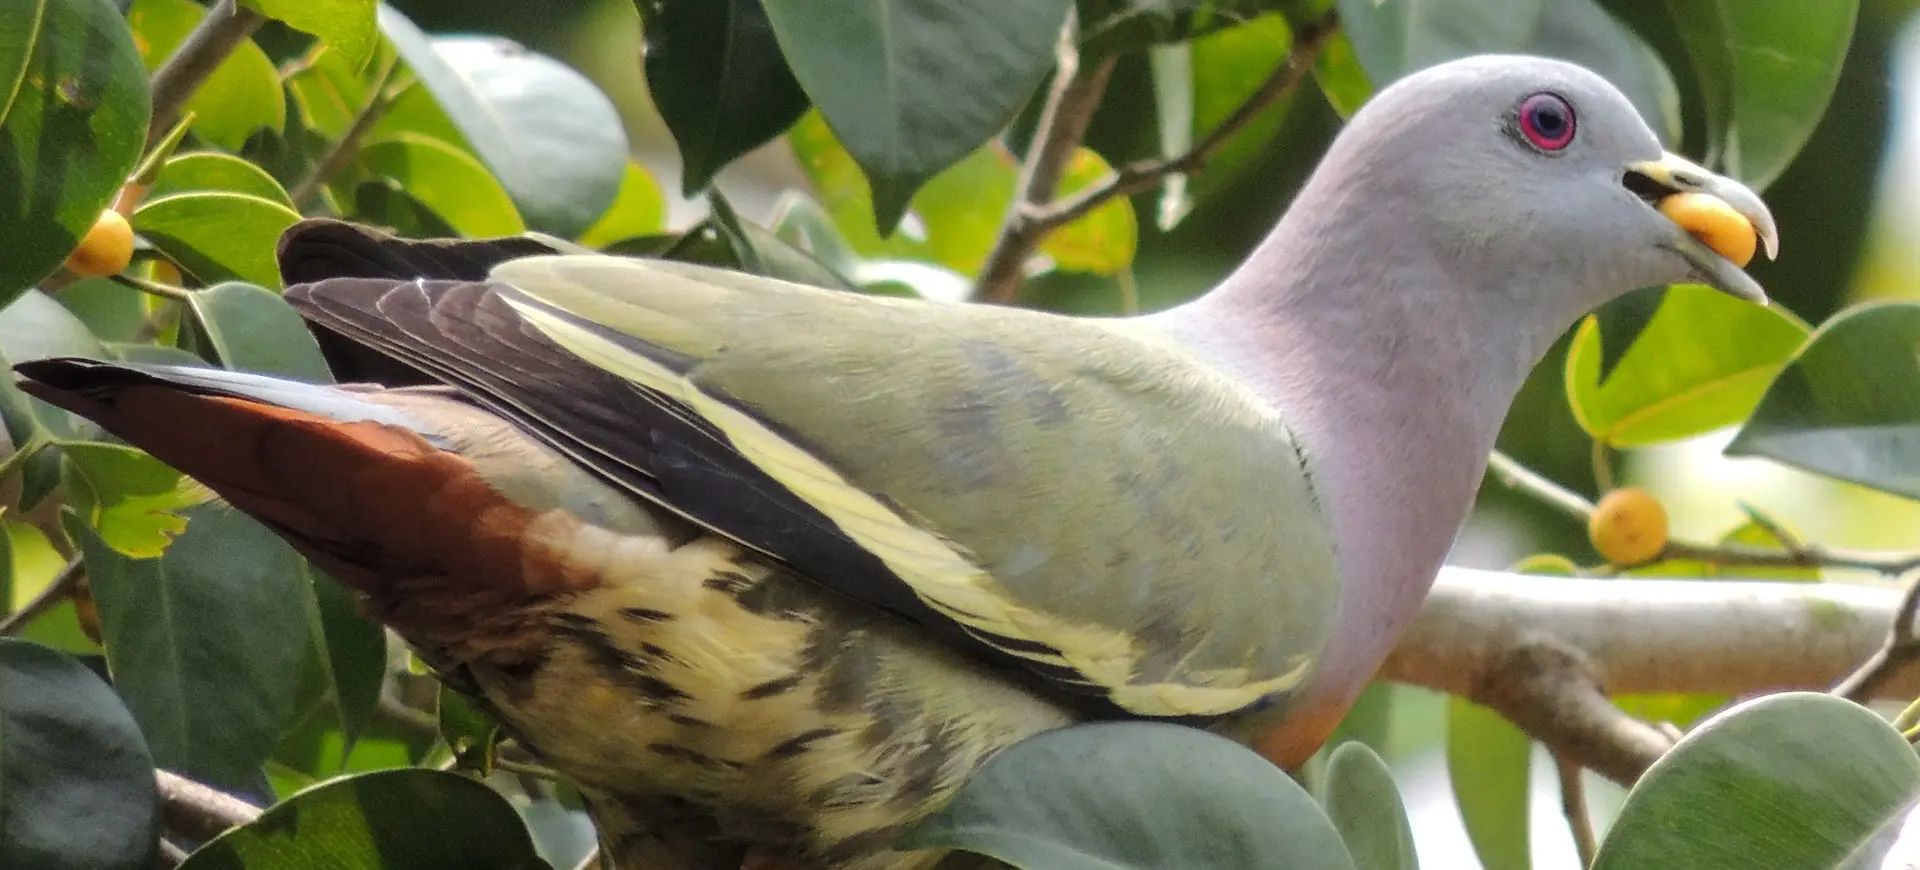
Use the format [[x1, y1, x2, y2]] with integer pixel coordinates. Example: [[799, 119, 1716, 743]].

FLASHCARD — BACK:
[[1307, 54, 1776, 320]]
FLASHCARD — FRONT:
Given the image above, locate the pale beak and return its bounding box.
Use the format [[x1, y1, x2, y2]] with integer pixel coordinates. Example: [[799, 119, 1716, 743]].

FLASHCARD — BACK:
[[1625, 152, 1777, 305]]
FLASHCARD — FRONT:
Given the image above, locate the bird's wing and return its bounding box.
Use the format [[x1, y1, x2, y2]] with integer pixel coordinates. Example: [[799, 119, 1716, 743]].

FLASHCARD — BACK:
[[287, 253, 1342, 720]]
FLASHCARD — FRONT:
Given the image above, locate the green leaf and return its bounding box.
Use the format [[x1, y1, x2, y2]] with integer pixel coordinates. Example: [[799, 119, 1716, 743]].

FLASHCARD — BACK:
[[285, 39, 381, 138], [149, 151, 295, 208], [0, 290, 108, 445], [186, 282, 333, 382], [790, 113, 1136, 279], [1077, 0, 1276, 55], [0, 0, 149, 304], [129, 0, 285, 150], [767, 190, 863, 279], [898, 721, 1359, 870], [1319, 742, 1418, 870], [1337, 0, 1680, 143], [1593, 692, 1920, 869], [640, 0, 809, 194], [1611, 692, 1727, 733], [241, 0, 378, 70], [578, 162, 667, 249], [1726, 301, 1920, 499], [59, 439, 190, 558], [377, 6, 627, 238], [1666, 1, 1856, 190], [69, 502, 310, 789], [1184, 15, 1298, 212], [1445, 698, 1530, 870], [351, 133, 525, 237], [303, 567, 385, 752], [706, 192, 855, 289], [177, 768, 551, 870], [351, 178, 458, 238], [1148, 41, 1195, 231], [760, 0, 1072, 229], [437, 685, 499, 771], [1313, 28, 1372, 118], [1592, 285, 1667, 385], [1565, 284, 1808, 447], [134, 192, 302, 289], [0, 638, 159, 870]]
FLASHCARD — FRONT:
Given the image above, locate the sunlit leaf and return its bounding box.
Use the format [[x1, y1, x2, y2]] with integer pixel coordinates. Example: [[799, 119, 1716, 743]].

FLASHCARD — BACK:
[[129, 0, 285, 149], [134, 192, 302, 288]]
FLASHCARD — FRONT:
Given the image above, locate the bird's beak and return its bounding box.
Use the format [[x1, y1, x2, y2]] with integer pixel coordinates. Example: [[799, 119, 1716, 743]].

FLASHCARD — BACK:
[[1624, 152, 1777, 305]]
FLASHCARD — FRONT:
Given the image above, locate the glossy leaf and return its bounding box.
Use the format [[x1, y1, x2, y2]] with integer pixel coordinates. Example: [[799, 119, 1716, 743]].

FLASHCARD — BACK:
[[706, 192, 854, 289], [1338, 0, 1679, 142], [1667, 1, 1856, 190], [1445, 698, 1530, 870], [378, 6, 626, 237], [304, 567, 385, 752], [760, 0, 1072, 228], [790, 113, 1138, 278], [59, 439, 190, 558], [352, 178, 459, 238], [0, 0, 148, 304], [1565, 284, 1808, 447], [767, 190, 864, 279], [242, 0, 378, 69], [1313, 28, 1372, 117], [129, 0, 285, 149], [578, 162, 667, 248], [898, 721, 1358, 870], [285, 39, 379, 138], [1592, 285, 1667, 385], [1727, 301, 1920, 499], [1184, 15, 1297, 212], [640, 0, 809, 193], [437, 685, 499, 771], [70, 503, 310, 789], [150, 151, 295, 207], [352, 134, 525, 237], [1593, 693, 1920, 869], [188, 281, 333, 381], [1319, 742, 1419, 870], [0, 638, 159, 870], [134, 192, 302, 289], [177, 768, 550, 870]]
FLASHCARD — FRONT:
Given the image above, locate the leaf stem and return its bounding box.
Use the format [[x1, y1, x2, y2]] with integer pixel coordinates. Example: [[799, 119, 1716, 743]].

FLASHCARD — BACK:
[[156, 768, 260, 842], [289, 54, 404, 209], [109, 271, 194, 303], [146, 0, 267, 149], [0, 555, 84, 636], [1486, 450, 1596, 522]]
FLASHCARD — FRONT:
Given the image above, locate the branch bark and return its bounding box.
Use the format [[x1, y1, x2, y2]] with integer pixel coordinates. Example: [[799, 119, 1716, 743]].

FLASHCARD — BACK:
[[156, 768, 260, 843], [147, 0, 267, 149], [1388, 567, 1920, 703]]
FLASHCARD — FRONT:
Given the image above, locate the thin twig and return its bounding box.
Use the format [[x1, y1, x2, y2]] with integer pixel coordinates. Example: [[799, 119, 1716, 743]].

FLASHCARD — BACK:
[[146, 0, 267, 149], [289, 55, 404, 208], [156, 769, 260, 843], [571, 848, 602, 870], [493, 755, 563, 781], [1023, 9, 1341, 235], [975, 13, 1117, 303], [1831, 569, 1920, 702], [0, 556, 84, 636], [152, 838, 190, 869], [109, 271, 194, 303], [1554, 752, 1598, 868], [1486, 450, 1595, 522]]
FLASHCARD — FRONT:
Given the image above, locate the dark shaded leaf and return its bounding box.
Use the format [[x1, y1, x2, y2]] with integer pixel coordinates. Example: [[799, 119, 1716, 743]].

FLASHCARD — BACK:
[[177, 768, 550, 870], [1592, 285, 1666, 385], [186, 281, 334, 381], [437, 685, 500, 772], [1726, 301, 1920, 499], [0, 637, 159, 870], [760, 0, 1072, 228], [129, 0, 284, 149], [351, 134, 525, 237], [639, 0, 810, 194], [303, 567, 386, 752], [898, 721, 1358, 869], [707, 191, 855, 289]]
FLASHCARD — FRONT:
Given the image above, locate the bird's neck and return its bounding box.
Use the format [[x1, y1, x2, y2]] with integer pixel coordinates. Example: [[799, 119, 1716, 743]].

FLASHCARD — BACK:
[[1147, 220, 1567, 734]]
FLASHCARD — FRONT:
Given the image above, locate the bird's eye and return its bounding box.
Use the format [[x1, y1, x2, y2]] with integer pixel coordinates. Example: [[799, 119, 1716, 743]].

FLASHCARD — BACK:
[[1517, 93, 1576, 151]]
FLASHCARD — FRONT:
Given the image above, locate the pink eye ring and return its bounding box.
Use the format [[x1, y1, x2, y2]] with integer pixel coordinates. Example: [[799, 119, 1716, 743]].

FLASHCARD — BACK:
[[1518, 92, 1576, 151]]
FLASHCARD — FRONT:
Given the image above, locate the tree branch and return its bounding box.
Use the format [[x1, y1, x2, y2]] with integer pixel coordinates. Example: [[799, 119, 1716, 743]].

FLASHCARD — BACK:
[[289, 55, 404, 208], [975, 9, 1339, 303], [976, 18, 1118, 303], [1459, 632, 1673, 786], [156, 769, 259, 843], [146, 0, 267, 149], [1831, 568, 1920, 703]]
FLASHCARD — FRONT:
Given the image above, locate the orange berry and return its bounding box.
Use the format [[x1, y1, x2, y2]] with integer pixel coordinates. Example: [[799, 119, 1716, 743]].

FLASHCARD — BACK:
[[1589, 487, 1670, 566], [1657, 192, 1757, 268], [64, 209, 135, 278]]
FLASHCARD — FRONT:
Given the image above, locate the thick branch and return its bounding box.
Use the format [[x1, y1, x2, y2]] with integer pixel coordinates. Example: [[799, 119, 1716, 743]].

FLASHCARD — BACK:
[[147, 0, 267, 148], [1388, 567, 1920, 702], [1460, 632, 1673, 785], [156, 769, 259, 843]]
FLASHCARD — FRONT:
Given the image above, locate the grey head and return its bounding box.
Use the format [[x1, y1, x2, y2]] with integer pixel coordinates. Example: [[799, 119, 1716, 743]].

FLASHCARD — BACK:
[[1221, 53, 1775, 350]]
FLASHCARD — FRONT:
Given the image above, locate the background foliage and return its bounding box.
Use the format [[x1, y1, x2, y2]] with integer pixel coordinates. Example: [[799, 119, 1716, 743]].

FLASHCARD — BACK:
[[0, 0, 1916, 868]]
